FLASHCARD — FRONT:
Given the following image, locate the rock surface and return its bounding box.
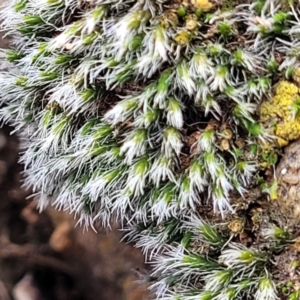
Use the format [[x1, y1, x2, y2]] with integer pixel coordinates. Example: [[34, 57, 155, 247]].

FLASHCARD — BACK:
[[276, 138, 300, 223]]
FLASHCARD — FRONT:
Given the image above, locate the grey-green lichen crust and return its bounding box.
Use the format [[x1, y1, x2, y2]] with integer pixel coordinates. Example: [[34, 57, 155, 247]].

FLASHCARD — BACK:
[[1, 0, 300, 299]]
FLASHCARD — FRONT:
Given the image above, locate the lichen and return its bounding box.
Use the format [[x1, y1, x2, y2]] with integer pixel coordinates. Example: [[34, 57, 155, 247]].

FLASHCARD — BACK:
[[191, 0, 214, 12], [260, 80, 300, 146]]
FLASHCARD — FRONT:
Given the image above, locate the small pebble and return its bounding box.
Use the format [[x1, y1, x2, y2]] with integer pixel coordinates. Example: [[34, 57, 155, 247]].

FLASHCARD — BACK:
[[12, 273, 45, 300]]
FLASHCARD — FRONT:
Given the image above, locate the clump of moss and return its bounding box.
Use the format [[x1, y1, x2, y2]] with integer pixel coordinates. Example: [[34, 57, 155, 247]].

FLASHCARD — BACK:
[[2, 0, 300, 299]]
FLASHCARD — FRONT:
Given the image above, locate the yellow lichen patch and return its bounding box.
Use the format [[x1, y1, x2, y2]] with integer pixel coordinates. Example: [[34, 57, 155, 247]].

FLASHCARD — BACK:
[[259, 81, 300, 147], [274, 80, 299, 97], [190, 0, 214, 12], [275, 121, 300, 146], [277, 137, 289, 147]]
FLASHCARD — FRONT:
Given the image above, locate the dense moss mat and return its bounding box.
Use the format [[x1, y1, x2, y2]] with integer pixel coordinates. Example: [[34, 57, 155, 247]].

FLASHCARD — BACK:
[[1, 0, 300, 299]]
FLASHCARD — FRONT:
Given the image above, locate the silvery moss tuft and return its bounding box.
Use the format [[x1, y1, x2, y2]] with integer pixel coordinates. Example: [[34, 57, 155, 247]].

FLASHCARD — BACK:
[[1, 0, 300, 299]]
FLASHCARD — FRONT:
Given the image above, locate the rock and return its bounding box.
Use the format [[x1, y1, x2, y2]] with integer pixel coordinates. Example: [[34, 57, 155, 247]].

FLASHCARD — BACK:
[[49, 221, 73, 252], [12, 274, 45, 300], [276, 139, 300, 222]]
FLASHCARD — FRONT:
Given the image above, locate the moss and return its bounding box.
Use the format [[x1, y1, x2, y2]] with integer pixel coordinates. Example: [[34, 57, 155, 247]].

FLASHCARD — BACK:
[[4, 0, 300, 299]]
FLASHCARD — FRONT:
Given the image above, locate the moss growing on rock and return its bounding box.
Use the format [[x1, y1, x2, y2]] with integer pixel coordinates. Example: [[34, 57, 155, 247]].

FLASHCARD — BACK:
[[1, 0, 300, 299]]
